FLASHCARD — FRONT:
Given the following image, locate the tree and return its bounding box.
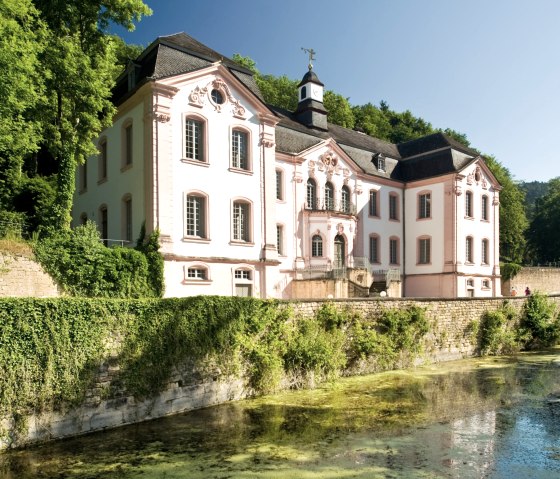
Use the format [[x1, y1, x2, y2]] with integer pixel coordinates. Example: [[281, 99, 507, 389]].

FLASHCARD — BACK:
[[484, 155, 528, 263], [527, 177, 560, 263], [32, 0, 152, 230], [352, 103, 392, 140], [0, 0, 45, 209], [323, 91, 355, 129]]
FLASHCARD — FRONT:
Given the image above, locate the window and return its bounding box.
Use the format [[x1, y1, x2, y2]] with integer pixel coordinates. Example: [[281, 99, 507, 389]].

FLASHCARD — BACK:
[[123, 196, 132, 243], [481, 239, 489, 265], [482, 279, 490, 289], [465, 191, 473, 218], [312, 234, 323, 257], [369, 190, 379, 217], [389, 237, 399, 264], [341, 185, 350, 213], [481, 195, 489, 221], [234, 268, 253, 297], [79, 159, 87, 191], [235, 269, 251, 280], [418, 237, 431, 264], [233, 201, 250, 242], [99, 139, 107, 181], [466, 236, 473, 263], [187, 267, 206, 280], [185, 194, 207, 238], [99, 205, 108, 246], [369, 235, 379, 263], [185, 118, 204, 161], [211, 89, 224, 104], [374, 153, 385, 172], [419, 193, 431, 219], [276, 170, 283, 200], [389, 193, 398, 220], [80, 213, 88, 225], [124, 123, 133, 166], [277, 224, 284, 255], [231, 129, 248, 170], [300, 86, 306, 100], [306, 178, 316, 209], [466, 278, 475, 296], [325, 182, 334, 210]]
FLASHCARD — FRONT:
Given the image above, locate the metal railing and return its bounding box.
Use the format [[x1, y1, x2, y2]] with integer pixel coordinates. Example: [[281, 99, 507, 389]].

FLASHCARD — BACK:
[[99, 239, 132, 247], [305, 198, 357, 215]]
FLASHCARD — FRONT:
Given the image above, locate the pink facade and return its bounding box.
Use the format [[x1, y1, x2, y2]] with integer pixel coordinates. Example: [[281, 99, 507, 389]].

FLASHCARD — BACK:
[[72, 33, 501, 299]]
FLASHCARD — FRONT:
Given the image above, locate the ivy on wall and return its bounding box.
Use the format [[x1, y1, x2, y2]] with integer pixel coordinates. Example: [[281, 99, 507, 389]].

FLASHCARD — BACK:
[[0, 296, 430, 430], [33, 222, 164, 298]]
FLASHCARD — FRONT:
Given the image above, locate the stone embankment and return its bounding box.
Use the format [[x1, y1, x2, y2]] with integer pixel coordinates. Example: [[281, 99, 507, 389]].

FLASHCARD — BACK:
[[0, 253, 60, 298], [3, 294, 559, 450]]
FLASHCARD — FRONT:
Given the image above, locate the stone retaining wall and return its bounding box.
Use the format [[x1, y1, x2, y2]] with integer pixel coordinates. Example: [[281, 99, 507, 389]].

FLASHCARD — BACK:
[[0, 253, 60, 298], [2, 294, 559, 450], [502, 267, 560, 296]]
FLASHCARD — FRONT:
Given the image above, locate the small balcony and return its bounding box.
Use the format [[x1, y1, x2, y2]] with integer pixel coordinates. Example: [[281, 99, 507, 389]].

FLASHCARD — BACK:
[[305, 198, 357, 216]]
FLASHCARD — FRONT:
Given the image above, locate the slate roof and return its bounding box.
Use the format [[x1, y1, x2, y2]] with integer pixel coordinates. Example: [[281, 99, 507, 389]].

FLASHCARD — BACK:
[[112, 32, 485, 184], [113, 32, 264, 104]]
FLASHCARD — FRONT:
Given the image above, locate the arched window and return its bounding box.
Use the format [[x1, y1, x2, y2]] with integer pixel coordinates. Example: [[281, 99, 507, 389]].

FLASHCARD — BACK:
[[418, 191, 431, 219], [232, 200, 251, 242], [300, 86, 307, 100], [481, 195, 489, 221], [325, 182, 334, 210], [99, 205, 108, 246], [312, 234, 323, 257], [389, 193, 399, 220], [465, 191, 473, 218], [389, 237, 399, 265], [184, 116, 206, 162], [418, 236, 431, 264], [481, 239, 489, 265], [341, 185, 350, 213], [122, 120, 133, 167], [231, 128, 249, 170], [306, 178, 316, 209], [98, 138, 108, 181], [185, 193, 207, 239], [466, 236, 474, 263], [186, 264, 209, 281], [369, 235, 380, 263], [122, 195, 132, 243]]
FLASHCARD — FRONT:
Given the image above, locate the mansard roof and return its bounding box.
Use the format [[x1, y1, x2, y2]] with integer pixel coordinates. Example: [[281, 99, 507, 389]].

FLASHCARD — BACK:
[[113, 32, 264, 105], [272, 106, 478, 182]]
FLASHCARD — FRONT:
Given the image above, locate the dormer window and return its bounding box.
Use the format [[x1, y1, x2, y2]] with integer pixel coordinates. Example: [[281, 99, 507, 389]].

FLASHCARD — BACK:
[[372, 153, 386, 172]]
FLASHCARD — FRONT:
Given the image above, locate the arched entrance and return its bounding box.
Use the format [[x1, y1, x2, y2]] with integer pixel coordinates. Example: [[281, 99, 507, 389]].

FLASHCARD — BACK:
[[334, 234, 345, 270]]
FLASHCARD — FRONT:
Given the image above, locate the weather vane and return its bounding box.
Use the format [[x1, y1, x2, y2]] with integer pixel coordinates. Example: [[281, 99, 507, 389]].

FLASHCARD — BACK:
[[301, 47, 316, 71]]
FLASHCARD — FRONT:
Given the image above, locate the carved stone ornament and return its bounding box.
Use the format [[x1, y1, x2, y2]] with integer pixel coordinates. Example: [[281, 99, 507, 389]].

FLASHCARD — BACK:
[[319, 151, 339, 173], [492, 196, 500, 206], [482, 178, 488, 189], [466, 172, 474, 185], [293, 172, 303, 183], [308, 160, 316, 171], [337, 223, 344, 234], [355, 181, 363, 195], [188, 85, 207, 108], [154, 112, 171, 123], [259, 131, 275, 148], [188, 78, 247, 119], [454, 185, 463, 196]]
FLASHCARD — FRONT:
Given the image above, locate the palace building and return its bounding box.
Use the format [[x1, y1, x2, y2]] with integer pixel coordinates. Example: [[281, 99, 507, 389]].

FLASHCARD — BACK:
[[72, 32, 501, 299]]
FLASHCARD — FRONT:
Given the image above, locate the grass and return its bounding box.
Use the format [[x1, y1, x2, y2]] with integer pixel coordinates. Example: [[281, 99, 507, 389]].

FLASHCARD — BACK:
[[0, 237, 34, 258]]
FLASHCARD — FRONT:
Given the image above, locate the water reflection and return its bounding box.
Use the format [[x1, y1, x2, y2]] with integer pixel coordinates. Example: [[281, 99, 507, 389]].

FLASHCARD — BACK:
[[1, 350, 559, 478]]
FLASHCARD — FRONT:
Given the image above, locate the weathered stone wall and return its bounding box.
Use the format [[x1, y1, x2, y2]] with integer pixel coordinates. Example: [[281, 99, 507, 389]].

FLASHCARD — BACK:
[[3, 294, 560, 450], [0, 253, 60, 298], [502, 267, 560, 296]]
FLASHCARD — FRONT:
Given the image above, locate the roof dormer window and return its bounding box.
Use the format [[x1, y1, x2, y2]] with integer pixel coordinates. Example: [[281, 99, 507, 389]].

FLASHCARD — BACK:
[[372, 153, 386, 172]]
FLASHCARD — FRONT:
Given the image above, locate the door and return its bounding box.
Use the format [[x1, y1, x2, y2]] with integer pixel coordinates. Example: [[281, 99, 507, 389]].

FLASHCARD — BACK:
[[334, 234, 345, 270]]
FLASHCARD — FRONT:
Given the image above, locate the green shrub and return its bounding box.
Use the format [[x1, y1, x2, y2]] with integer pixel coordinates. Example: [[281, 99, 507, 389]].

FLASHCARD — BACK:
[[33, 222, 162, 298], [479, 309, 519, 355], [501, 262, 522, 282], [519, 292, 560, 348]]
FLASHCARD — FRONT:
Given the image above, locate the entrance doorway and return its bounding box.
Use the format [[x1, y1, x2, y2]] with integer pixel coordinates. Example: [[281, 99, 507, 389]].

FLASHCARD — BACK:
[[334, 234, 345, 270]]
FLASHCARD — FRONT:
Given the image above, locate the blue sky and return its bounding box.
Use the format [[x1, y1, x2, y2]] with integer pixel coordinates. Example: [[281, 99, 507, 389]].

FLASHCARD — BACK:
[[113, 0, 560, 182]]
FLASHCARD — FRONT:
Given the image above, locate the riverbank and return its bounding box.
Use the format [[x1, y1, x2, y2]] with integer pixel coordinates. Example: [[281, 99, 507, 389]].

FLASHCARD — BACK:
[[0, 294, 558, 450], [2, 350, 560, 478]]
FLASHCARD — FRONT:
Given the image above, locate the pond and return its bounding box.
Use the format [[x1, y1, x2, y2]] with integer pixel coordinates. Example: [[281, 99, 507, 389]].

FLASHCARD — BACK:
[[1, 349, 560, 478]]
